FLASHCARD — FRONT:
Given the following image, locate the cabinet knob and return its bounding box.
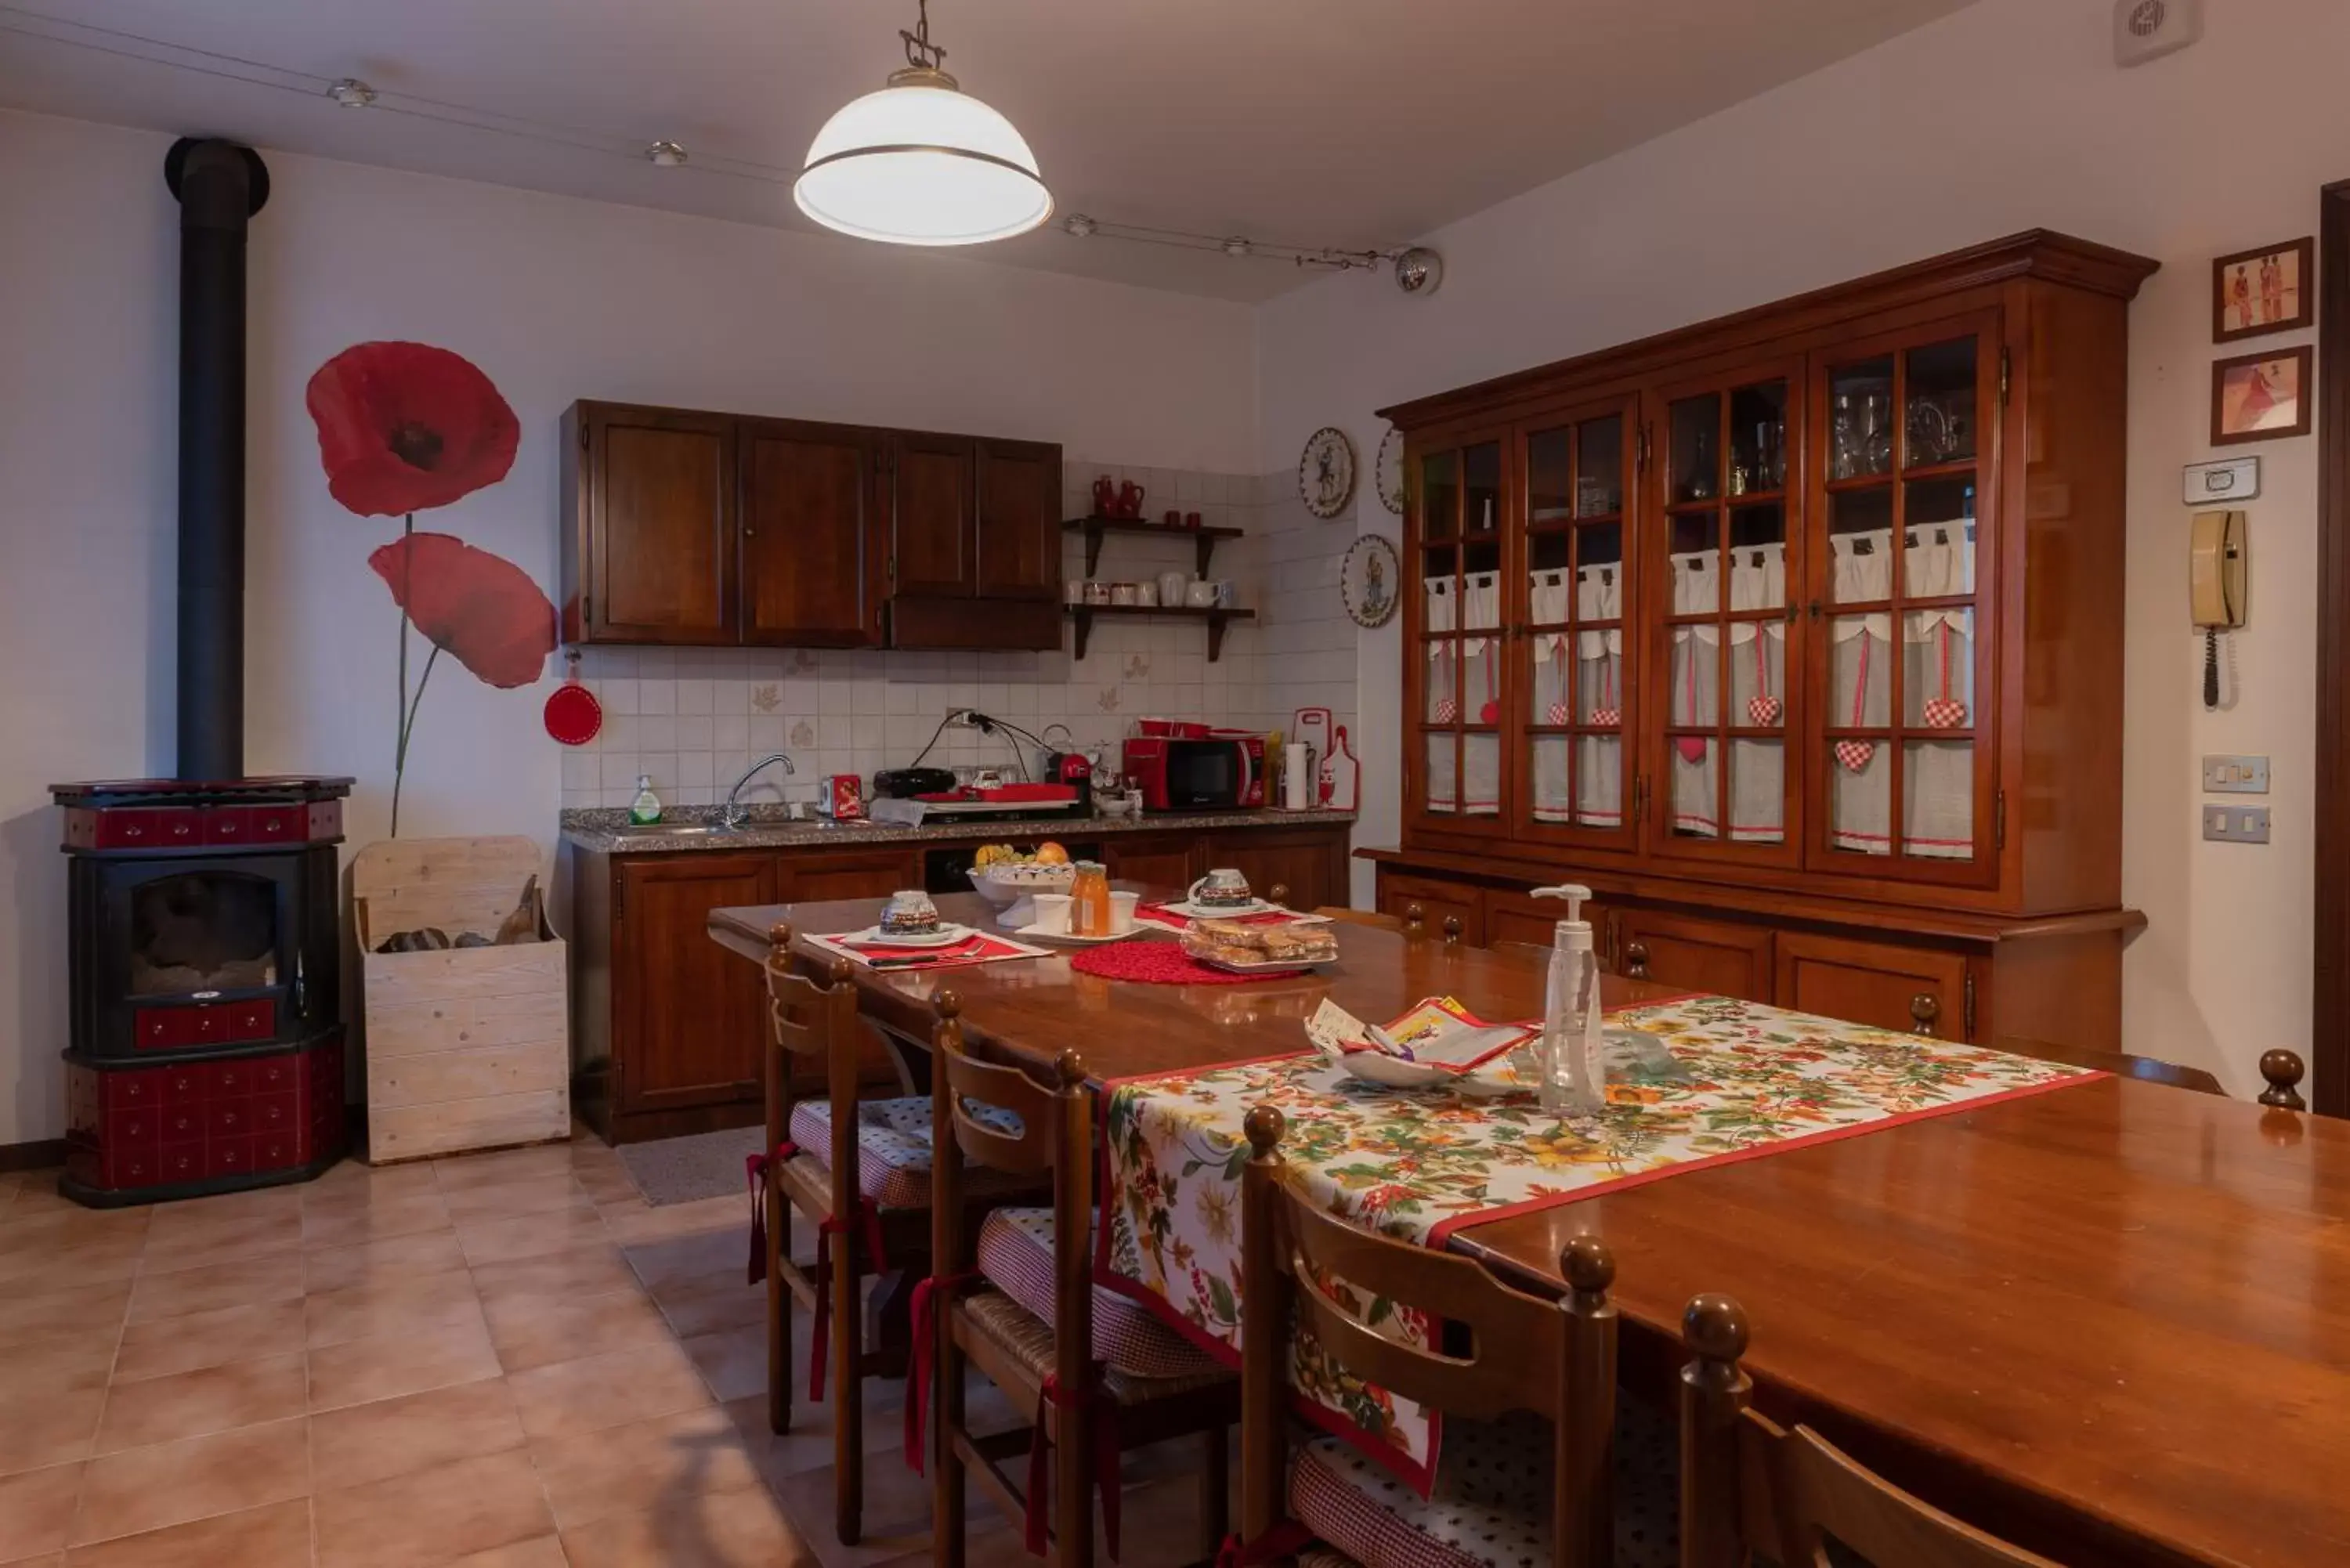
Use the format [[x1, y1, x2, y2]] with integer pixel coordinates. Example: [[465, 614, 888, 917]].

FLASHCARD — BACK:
[[1441, 914, 1464, 946], [1910, 993, 1940, 1036], [1403, 903, 1426, 935], [1623, 941, 1650, 981], [1268, 884, 1290, 907]]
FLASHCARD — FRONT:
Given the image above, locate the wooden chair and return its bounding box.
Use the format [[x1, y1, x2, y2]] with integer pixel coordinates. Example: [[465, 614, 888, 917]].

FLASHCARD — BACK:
[[1238, 1106, 1675, 1568], [1679, 1294, 2059, 1567], [926, 993, 1238, 1568], [1263, 887, 1441, 939]]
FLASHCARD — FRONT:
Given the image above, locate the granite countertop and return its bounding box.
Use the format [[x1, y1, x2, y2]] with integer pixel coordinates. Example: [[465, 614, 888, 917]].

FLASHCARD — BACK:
[[560, 804, 1356, 854]]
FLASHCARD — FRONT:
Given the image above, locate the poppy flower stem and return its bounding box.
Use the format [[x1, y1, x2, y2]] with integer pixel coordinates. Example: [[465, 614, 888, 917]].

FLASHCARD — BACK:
[[392, 512, 415, 836], [391, 645, 439, 838]]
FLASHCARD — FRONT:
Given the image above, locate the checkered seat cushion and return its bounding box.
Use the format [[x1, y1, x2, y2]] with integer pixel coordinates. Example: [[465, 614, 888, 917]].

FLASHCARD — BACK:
[[975, 1206, 1227, 1381], [788, 1097, 1033, 1212], [1288, 1397, 1679, 1568]]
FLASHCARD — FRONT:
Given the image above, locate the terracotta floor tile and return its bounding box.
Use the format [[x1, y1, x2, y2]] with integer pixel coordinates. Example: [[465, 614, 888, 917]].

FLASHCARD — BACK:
[[0, 1388, 107, 1478], [0, 1180, 104, 1224], [455, 1203, 610, 1266], [92, 1353, 307, 1455], [58, 1496, 310, 1568], [772, 1440, 990, 1568], [433, 1146, 576, 1193], [507, 1339, 714, 1438], [680, 1325, 768, 1404], [0, 1210, 149, 1259], [559, 1483, 819, 1568], [313, 1448, 553, 1568], [139, 1212, 302, 1272], [0, 1325, 116, 1400], [310, 1375, 525, 1493], [440, 1174, 588, 1223], [0, 1239, 146, 1295], [529, 1403, 765, 1529], [0, 1281, 131, 1339], [307, 1315, 503, 1413], [621, 1228, 746, 1292], [484, 1284, 673, 1374], [572, 1164, 643, 1207], [0, 1461, 84, 1563], [112, 1299, 306, 1385], [126, 1250, 304, 1324], [303, 1162, 440, 1209], [299, 1193, 451, 1252], [599, 1195, 743, 1246], [303, 1266, 484, 1349], [472, 1243, 640, 1306], [651, 1270, 765, 1339], [142, 1186, 299, 1236], [70, 1417, 308, 1546], [444, 1537, 568, 1568], [302, 1227, 468, 1295]]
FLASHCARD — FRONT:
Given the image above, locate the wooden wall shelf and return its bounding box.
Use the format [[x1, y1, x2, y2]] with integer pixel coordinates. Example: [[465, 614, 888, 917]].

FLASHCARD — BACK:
[[1065, 603, 1253, 663], [1064, 516, 1244, 580]]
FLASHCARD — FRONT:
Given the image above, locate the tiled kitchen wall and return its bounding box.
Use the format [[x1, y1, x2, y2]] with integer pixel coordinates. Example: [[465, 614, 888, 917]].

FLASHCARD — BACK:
[[560, 461, 1358, 810]]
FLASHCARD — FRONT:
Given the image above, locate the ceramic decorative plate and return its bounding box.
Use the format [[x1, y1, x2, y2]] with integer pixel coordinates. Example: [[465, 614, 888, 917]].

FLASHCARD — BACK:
[[846, 923, 973, 949], [1374, 424, 1407, 515], [1299, 426, 1356, 519], [1341, 533, 1401, 628]]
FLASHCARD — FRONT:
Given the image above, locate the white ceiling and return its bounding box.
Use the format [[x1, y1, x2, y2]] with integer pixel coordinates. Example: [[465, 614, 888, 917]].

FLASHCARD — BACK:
[[0, 0, 1979, 302]]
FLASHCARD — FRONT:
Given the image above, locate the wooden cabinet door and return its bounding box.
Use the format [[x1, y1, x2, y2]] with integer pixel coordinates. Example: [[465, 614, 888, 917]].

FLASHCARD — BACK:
[[1617, 909, 1773, 1002], [584, 404, 737, 645], [1202, 829, 1344, 912], [782, 848, 921, 903], [1376, 872, 1484, 945], [1485, 890, 1621, 968], [974, 439, 1063, 602], [740, 417, 880, 647], [613, 852, 777, 1116], [1100, 835, 1198, 894], [891, 433, 978, 598], [1405, 434, 1513, 844], [1775, 931, 1969, 1039]]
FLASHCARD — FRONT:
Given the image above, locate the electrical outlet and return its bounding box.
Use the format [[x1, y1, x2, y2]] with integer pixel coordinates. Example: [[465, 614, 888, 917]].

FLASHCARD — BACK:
[[2203, 805, 2271, 844], [2202, 754, 2270, 793]]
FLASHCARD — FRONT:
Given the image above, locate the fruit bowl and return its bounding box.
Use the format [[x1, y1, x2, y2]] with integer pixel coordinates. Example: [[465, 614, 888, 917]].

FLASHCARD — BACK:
[[967, 863, 1076, 927]]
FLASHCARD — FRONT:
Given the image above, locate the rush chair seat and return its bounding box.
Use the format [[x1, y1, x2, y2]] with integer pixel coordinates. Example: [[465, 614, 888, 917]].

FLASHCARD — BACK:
[[922, 993, 1239, 1568], [1679, 1295, 2062, 1568], [1238, 1106, 1677, 1568]]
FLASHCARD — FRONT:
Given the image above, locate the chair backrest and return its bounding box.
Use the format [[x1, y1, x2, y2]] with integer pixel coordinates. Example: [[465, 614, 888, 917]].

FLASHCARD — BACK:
[[764, 924, 863, 1219], [1311, 905, 1406, 933], [1678, 1295, 2063, 1568], [1991, 1034, 2226, 1098], [1238, 1105, 1618, 1568]]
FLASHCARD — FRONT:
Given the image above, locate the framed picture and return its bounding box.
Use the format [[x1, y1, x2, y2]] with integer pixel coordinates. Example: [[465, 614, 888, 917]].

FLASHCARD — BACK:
[[2213, 237, 2312, 341], [2211, 346, 2313, 445]]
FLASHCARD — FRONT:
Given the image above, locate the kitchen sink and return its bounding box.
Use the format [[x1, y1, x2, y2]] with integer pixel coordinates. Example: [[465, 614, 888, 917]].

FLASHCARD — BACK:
[[606, 823, 742, 838]]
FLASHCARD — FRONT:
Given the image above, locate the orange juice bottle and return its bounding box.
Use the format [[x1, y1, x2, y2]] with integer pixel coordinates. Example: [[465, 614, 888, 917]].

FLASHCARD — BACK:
[[1070, 862, 1111, 937]]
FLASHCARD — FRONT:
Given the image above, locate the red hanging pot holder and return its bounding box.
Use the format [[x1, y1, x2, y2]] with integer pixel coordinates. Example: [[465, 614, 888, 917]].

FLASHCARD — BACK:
[[1835, 634, 1875, 771], [1922, 620, 1968, 728], [1746, 630, 1782, 726], [544, 652, 603, 746]]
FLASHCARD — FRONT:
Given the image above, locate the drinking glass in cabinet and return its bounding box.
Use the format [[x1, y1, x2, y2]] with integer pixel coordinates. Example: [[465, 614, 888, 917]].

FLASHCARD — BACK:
[[1727, 382, 1788, 497], [1903, 740, 1975, 858], [1578, 417, 1624, 515], [1904, 338, 1978, 468], [1829, 358, 1895, 480], [1670, 394, 1720, 504]]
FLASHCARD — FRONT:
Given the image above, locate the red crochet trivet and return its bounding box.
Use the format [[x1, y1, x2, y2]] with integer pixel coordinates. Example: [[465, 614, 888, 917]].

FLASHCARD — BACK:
[[1068, 941, 1305, 985]]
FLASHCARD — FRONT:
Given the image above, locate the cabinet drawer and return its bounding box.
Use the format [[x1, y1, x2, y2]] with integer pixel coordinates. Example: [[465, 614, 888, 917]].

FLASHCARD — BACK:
[[157, 1144, 204, 1184], [1618, 911, 1774, 1003], [206, 1136, 257, 1180], [1774, 933, 1969, 1039], [251, 1092, 302, 1135], [133, 1009, 191, 1050], [202, 806, 254, 844], [160, 1105, 205, 1143], [102, 1071, 165, 1110], [1376, 873, 1483, 945]]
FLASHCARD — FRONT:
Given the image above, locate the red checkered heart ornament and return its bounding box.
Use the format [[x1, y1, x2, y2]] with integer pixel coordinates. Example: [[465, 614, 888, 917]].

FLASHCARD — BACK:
[[1922, 697, 1968, 728], [1835, 739, 1876, 772], [1545, 700, 1571, 724], [1432, 697, 1459, 723], [1746, 695, 1783, 725]]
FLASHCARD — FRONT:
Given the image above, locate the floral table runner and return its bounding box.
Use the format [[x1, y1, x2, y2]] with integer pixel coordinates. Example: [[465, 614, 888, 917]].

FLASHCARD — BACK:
[[1097, 992, 2099, 1492]]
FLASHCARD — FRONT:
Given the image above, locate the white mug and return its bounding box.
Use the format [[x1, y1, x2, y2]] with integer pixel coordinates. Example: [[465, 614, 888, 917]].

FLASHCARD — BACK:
[[1029, 893, 1073, 935], [1108, 890, 1140, 935], [1188, 869, 1253, 908], [1185, 581, 1220, 608], [1158, 571, 1189, 608]]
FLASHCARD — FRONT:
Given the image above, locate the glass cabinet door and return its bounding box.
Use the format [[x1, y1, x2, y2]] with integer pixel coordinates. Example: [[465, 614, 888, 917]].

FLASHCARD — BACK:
[[1647, 365, 1802, 865], [1409, 439, 1508, 831], [1808, 314, 1998, 881], [1515, 404, 1636, 847]]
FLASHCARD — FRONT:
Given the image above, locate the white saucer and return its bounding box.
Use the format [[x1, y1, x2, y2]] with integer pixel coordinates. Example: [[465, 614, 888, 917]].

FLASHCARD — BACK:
[[848, 923, 973, 949], [1013, 923, 1142, 946], [1160, 897, 1279, 919]]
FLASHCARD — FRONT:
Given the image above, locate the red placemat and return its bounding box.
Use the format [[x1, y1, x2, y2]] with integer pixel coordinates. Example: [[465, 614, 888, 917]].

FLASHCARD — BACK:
[[1069, 942, 1306, 985]]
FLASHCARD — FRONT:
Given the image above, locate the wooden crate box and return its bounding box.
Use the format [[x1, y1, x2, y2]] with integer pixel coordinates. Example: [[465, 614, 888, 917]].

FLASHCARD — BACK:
[[352, 836, 569, 1162]]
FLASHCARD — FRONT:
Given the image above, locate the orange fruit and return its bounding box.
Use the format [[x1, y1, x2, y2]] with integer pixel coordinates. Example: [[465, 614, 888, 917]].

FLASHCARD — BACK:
[[1033, 842, 1069, 865]]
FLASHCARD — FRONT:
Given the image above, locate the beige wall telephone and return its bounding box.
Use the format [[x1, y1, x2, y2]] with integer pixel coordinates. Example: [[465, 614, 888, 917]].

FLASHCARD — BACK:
[[2191, 509, 2247, 708]]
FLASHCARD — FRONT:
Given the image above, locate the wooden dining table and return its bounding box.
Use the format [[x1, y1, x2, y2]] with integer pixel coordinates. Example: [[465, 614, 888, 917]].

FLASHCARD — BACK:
[[710, 892, 2350, 1568]]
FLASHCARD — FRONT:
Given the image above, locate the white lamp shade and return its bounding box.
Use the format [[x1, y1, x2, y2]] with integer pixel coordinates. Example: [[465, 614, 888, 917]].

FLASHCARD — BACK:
[[795, 83, 1051, 246]]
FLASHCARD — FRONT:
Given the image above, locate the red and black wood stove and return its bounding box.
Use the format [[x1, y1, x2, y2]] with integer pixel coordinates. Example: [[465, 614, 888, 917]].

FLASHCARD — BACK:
[[52, 777, 353, 1205]]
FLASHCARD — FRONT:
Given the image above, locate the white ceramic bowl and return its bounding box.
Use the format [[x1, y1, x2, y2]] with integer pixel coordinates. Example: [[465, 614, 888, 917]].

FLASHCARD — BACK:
[[965, 863, 1076, 909]]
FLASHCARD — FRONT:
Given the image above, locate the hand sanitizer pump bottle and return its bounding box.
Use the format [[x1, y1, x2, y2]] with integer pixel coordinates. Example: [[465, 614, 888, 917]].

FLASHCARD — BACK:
[[1529, 884, 1605, 1114]]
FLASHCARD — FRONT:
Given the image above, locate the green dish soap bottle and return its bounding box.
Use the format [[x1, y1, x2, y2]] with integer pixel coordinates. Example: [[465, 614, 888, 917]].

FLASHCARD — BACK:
[[628, 774, 663, 826]]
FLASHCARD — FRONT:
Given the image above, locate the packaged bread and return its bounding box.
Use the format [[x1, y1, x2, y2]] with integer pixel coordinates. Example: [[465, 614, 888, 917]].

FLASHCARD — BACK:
[[1259, 926, 1338, 963], [1191, 917, 1269, 949]]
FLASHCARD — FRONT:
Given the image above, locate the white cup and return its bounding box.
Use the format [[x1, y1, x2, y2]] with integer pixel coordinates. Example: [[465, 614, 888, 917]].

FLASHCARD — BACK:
[[1029, 893, 1073, 935], [1108, 890, 1140, 935], [1157, 571, 1189, 608]]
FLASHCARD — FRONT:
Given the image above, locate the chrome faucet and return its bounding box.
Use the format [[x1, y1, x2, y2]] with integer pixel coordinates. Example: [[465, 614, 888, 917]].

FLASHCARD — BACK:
[[721, 751, 796, 829]]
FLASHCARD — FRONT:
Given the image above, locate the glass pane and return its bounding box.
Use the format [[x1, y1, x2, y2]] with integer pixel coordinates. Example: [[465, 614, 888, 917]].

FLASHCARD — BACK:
[[1727, 626, 1784, 729], [1670, 515, 1722, 616], [1726, 740, 1785, 844], [1529, 735, 1571, 824], [1829, 616, 1891, 728], [1529, 629, 1571, 723], [1463, 733, 1501, 817], [1578, 417, 1624, 517], [1529, 532, 1571, 580], [1425, 733, 1457, 815], [1900, 479, 1977, 598], [1668, 627, 1719, 728], [1670, 736, 1719, 840], [1577, 635, 1625, 724], [1527, 428, 1573, 524], [1421, 451, 1458, 540], [1828, 489, 1893, 605], [1424, 641, 1459, 724], [1827, 739, 1892, 857], [1669, 394, 1720, 504], [1575, 735, 1624, 829], [1577, 522, 1624, 588], [1828, 357, 1895, 481], [1904, 740, 1975, 858], [1904, 337, 1978, 468], [132, 873, 279, 995], [1727, 505, 1786, 611], [1904, 609, 1974, 728], [1728, 381, 1788, 496], [1465, 442, 1502, 536], [1463, 632, 1502, 724]]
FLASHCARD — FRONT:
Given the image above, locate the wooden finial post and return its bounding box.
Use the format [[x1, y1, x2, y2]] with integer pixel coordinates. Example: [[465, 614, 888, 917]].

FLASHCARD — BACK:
[[1238, 1103, 1289, 1545], [1679, 1293, 1753, 1568], [2259, 1049, 2308, 1111], [1556, 1237, 1618, 1568], [1908, 992, 1940, 1037]]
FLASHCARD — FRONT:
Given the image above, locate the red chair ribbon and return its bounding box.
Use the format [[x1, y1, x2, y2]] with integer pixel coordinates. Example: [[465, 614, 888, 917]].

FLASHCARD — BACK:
[[905, 1269, 982, 1472], [806, 1199, 887, 1403], [743, 1141, 797, 1285], [1214, 1523, 1316, 1568], [1025, 1371, 1123, 1559]]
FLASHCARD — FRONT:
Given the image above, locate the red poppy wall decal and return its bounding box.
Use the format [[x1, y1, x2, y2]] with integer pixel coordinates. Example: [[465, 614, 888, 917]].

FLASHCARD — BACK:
[[306, 341, 519, 515], [306, 340, 548, 836]]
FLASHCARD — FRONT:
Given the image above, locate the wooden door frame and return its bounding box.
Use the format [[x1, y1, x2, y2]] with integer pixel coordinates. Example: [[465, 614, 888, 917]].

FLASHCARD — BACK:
[[2313, 181, 2350, 1115]]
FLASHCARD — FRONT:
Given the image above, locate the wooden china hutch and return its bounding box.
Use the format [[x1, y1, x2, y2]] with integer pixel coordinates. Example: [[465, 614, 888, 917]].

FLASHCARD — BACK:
[[1366, 231, 2157, 1050]]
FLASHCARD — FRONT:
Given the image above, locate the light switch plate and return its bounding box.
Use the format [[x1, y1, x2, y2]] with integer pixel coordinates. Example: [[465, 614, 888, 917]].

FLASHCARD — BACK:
[[2182, 456, 2259, 505], [2204, 804, 2271, 844], [2202, 754, 2269, 793]]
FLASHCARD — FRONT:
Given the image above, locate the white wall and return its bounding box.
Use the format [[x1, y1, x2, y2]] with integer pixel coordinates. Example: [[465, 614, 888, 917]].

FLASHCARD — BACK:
[[0, 110, 1257, 1144], [1257, 0, 2350, 1094]]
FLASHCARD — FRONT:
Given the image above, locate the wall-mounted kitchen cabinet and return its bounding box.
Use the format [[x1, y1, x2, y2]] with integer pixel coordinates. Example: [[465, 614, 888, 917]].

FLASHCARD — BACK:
[[560, 400, 1061, 651]]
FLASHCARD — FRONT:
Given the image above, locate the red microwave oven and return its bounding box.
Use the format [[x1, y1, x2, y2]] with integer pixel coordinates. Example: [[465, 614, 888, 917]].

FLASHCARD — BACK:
[[1122, 733, 1265, 811]]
